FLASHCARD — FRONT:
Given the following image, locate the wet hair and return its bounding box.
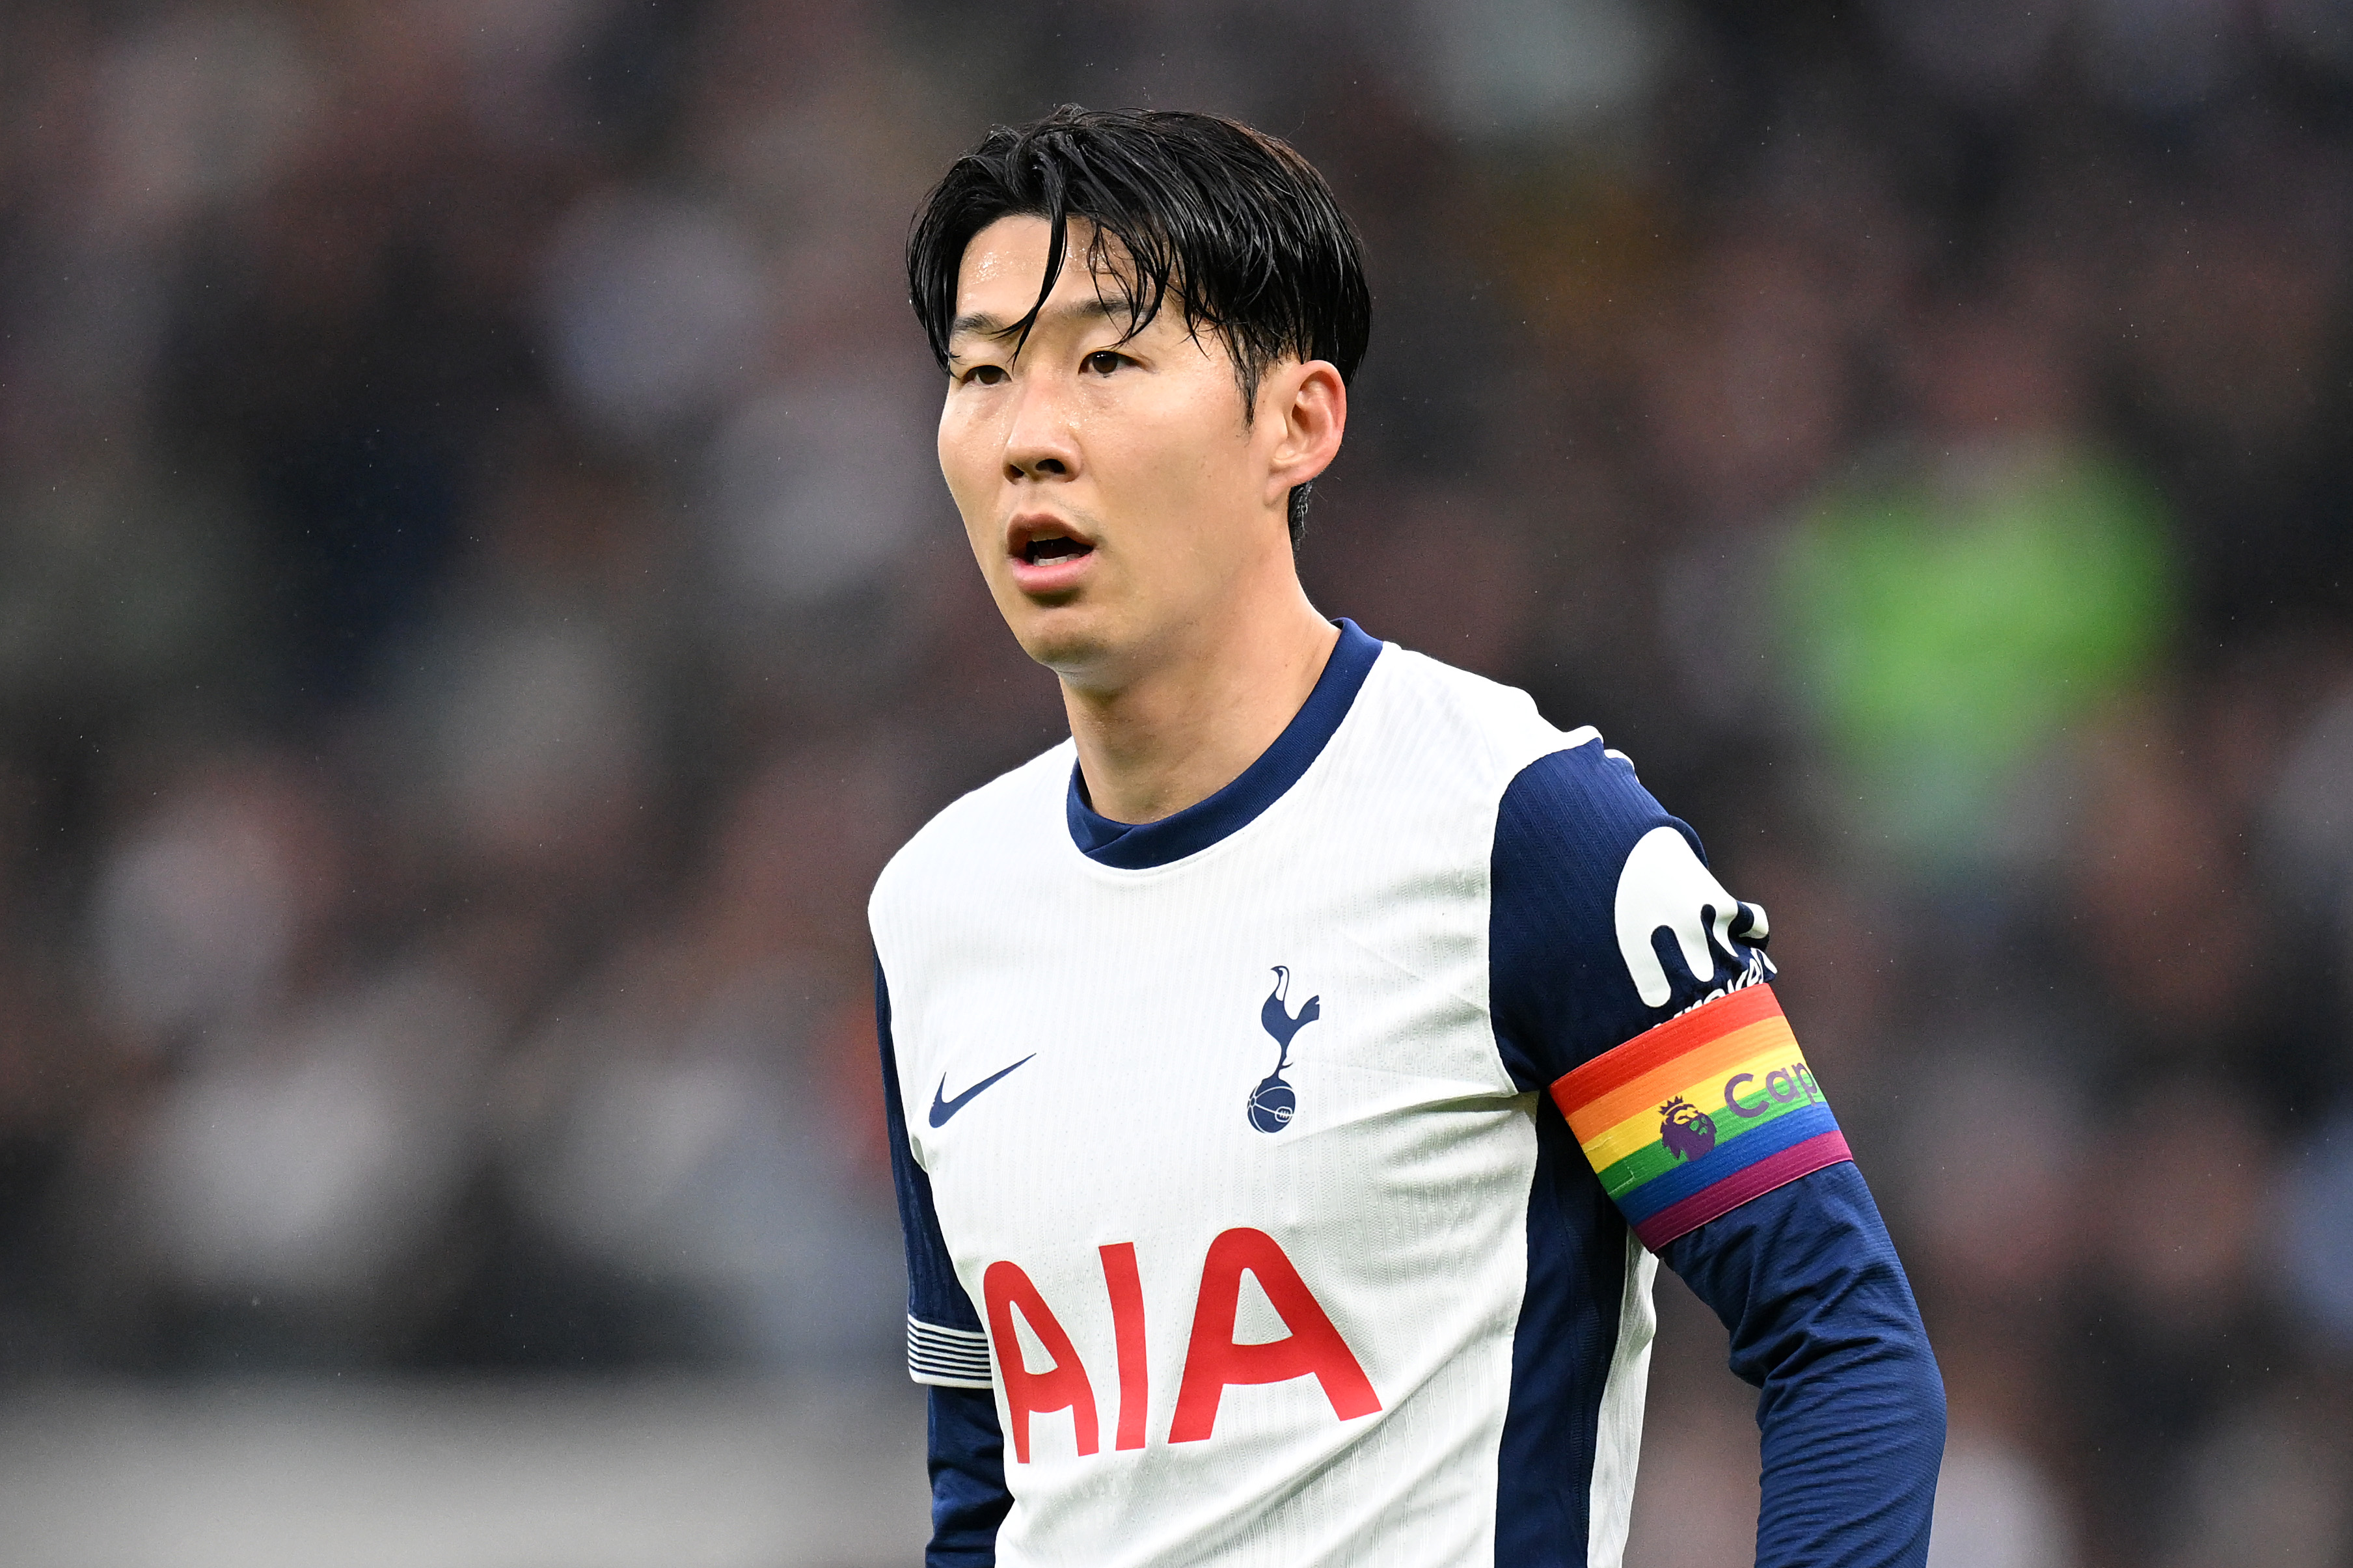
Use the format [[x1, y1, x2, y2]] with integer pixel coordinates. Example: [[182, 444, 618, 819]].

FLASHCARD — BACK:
[[907, 105, 1371, 545]]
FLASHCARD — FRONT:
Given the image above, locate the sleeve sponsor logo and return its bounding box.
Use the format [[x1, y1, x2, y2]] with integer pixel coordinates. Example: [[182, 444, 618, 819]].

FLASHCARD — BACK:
[[1612, 825, 1774, 1010]]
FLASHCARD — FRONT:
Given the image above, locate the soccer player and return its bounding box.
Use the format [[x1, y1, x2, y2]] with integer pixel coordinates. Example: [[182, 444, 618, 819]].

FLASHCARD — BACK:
[[873, 107, 1944, 1567]]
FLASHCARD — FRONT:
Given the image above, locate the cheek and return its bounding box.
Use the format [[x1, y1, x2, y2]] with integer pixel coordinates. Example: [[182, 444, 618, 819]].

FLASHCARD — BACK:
[[1098, 381, 1241, 496], [937, 406, 990, 506]]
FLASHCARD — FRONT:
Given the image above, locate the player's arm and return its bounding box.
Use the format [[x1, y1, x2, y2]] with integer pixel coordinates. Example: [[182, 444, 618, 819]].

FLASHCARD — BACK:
[[877, 963, 1011, 1566], [1661, 1164, 1942, 1566], [1491, 742, 1944, 1567]]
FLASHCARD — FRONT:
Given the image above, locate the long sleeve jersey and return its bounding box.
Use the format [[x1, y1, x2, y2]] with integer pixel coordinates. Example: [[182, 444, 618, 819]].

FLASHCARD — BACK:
[[872, 621, 1944, 1567]]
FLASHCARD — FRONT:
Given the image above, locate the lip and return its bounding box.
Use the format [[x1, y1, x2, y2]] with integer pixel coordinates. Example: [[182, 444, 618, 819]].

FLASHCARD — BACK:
[[1005, 512, 1099, 596]]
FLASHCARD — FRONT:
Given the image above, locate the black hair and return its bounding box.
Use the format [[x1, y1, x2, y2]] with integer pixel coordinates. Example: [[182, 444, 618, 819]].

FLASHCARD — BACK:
[[907, 105, 1370, 546]]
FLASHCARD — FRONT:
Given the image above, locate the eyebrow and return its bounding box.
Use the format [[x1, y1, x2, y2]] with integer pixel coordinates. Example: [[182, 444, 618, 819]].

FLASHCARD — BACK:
[[947, 295, 1128, 351]]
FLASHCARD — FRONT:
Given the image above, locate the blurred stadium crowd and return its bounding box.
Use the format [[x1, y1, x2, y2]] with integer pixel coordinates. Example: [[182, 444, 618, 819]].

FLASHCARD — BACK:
[[1, 1, 2350, 1564]]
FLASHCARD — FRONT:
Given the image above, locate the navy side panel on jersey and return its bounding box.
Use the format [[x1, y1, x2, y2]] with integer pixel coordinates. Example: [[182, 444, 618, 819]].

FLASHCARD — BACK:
[[1490, 1093, 1633, 1568], [878, 964, 1010, 1564]]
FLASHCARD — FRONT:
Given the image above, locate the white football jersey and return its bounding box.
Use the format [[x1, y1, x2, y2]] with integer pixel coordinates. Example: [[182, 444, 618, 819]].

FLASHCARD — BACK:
[[872, 623, 1813, 1568]]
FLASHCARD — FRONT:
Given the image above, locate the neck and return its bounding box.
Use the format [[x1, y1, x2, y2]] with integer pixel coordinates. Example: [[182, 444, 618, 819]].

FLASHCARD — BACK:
[[1065, 581, 1338, 826]]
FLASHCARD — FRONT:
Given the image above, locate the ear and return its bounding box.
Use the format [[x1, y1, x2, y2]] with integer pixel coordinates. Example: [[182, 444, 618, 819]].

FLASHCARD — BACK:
[[1260, 360, 1347, 510]]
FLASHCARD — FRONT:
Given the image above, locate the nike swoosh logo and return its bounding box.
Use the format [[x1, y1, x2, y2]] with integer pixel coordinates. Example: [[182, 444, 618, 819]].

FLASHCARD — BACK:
[[929, 1055, 1036, 1128]]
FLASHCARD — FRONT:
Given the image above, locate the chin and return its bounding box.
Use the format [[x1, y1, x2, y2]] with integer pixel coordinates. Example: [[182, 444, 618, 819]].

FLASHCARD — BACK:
[[1009, 602, 1128, 687], [1016, 621, 1109, 679]]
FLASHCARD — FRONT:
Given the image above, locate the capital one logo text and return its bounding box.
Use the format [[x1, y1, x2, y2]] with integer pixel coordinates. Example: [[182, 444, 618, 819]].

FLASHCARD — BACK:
[[983, 1227, 1381, 1463]]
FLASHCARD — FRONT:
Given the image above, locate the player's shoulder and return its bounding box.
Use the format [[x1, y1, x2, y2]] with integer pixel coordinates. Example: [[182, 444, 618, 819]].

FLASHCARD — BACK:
[[1363, 642, 1599, 789], [870, 738, 1072, 923], [1497, 729, 1659, 835], [1365, 640, 1674, 861]]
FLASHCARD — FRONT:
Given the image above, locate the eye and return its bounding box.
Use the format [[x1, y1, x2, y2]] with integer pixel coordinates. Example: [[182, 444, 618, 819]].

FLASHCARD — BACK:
[[1083, 349, 1130, 376], [959, 364, 1008, 386]]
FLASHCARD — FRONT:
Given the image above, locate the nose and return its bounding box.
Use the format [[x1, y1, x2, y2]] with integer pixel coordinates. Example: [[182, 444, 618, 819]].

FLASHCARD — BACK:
[[1001, 373, 1080, 484]]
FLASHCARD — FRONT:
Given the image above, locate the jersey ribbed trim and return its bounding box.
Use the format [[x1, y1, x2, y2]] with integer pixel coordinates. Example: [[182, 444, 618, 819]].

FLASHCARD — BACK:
[[1066, 619, 1383, 869], [908, 1315, 994, 1389]]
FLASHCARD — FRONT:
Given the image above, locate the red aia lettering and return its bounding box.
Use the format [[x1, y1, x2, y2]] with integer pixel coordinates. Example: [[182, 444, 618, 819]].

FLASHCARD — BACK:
[[1168, 1227, 1381, 1442], [983, 1260, 1100, 1464], [1099, 1242, 1149, 1452]]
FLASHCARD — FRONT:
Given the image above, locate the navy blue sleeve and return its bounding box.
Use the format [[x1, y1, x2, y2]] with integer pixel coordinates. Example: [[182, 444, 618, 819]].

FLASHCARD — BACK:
[[878, 962, 1010, 1565], [1491, 740, 1942, 1567], [1663, 1166, 1945, 1568], [927, 1387, 1013, 1566], [1489, 740, 1774, 1088]]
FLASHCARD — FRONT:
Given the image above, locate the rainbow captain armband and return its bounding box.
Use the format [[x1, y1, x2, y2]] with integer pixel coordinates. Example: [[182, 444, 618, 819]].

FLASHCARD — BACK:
[[1550, 984, 1851, 1251]]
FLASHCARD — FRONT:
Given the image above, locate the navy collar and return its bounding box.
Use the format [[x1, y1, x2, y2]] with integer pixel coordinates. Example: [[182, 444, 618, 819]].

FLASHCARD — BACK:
[[1067, 620, 1384, 869]]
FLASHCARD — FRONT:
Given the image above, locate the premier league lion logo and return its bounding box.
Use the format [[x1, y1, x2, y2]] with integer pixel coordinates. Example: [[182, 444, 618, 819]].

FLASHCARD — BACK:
[[1658, 1096, 1717, 1162]]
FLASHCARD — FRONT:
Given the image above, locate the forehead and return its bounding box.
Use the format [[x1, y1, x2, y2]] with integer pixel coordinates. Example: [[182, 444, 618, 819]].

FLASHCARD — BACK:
[[951, 215, 1171, 340], [955, 215, 1061, 308]]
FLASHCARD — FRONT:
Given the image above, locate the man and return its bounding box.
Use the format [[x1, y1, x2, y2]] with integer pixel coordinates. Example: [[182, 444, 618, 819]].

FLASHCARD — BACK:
[[873, 106, 1943, 1567]]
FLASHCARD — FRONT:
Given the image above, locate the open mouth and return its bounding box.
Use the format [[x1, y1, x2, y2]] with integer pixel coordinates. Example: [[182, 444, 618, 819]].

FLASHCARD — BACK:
[[1021, 535, 1095, 565]]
